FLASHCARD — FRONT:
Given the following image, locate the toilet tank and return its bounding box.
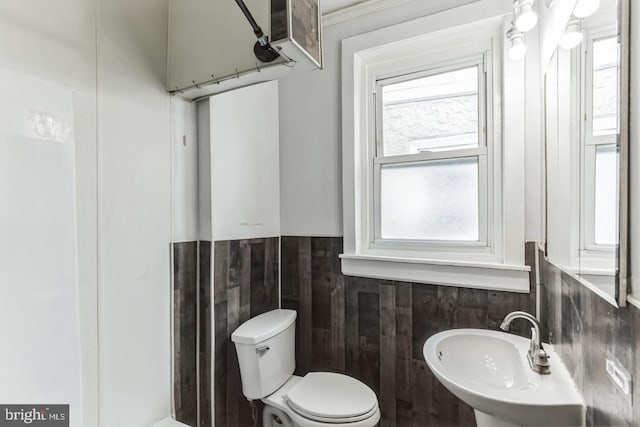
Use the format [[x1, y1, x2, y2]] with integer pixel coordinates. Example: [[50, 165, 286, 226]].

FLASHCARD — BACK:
[[231, 309, 296, 399]]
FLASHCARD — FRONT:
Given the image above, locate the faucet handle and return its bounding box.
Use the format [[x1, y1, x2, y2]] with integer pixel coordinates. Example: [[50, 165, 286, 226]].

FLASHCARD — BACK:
[[534, 348, 551, 366]]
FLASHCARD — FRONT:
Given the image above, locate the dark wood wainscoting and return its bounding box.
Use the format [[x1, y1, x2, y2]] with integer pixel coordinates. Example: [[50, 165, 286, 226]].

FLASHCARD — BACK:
[[213, 238, 279, 427], [281, 237, 537, 427]]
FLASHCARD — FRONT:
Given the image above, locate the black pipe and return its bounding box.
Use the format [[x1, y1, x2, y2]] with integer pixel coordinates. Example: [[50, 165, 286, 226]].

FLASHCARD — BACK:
[[234, 0, 265, 42], [234, 0, 281, 62]]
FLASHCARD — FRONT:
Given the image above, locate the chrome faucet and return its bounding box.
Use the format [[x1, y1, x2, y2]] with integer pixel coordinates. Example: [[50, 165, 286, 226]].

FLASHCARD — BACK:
[[500, 311, 551, 375]]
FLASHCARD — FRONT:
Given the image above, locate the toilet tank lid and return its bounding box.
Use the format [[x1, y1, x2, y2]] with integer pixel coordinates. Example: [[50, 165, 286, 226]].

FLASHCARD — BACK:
[[231, 309, 297, 344]]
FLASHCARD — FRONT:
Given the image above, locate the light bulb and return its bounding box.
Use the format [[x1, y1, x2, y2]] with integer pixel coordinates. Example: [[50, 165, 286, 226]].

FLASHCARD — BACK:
[[507, 25, 527, 61], [515, 0, 538, 32], [510, 42, 527, 60], [559, 21, 583, 49], [573, 0, 600, 18]]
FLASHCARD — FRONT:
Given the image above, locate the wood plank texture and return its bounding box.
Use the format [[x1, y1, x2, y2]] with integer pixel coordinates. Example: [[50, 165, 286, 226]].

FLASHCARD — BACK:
[[539, 249, 640, 427], [212, 237, 280, 427], [199, 241, 212, 427], [281, 237, 538, 427], [183, 237, 542, 427], [173, 241, 198, 427]]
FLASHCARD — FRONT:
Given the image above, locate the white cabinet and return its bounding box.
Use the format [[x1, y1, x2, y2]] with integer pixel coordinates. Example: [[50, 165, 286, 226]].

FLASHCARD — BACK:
[[199, 81, 280, 241]]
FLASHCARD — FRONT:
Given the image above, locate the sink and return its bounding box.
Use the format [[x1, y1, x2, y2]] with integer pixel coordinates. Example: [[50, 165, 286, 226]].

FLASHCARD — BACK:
[[423, 329, 585, 427]]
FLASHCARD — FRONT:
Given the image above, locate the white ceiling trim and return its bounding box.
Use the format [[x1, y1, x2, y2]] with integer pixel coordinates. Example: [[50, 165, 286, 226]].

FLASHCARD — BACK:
[[322, 0, 414, 27]]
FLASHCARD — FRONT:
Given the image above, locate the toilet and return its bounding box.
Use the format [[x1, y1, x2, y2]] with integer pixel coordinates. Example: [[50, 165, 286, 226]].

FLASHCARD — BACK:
[[231, 309, 381, 427]]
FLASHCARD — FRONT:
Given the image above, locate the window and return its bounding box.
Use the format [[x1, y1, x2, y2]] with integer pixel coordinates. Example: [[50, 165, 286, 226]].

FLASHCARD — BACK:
[[581, 33, 620, 254], [374, 62, 487, 244], [340, 10, 529, 292]]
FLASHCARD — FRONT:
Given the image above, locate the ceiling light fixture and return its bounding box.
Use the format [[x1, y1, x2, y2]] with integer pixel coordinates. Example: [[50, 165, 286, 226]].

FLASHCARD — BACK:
[[514, 0, 538, 32], [573, 0, 600, 18], [507, 24, 527, 61], [559, 20, 583, 49]]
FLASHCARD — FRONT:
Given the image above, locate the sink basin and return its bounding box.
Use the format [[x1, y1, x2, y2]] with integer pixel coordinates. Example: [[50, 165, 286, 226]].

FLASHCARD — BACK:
[[424, 329, 585, 427]]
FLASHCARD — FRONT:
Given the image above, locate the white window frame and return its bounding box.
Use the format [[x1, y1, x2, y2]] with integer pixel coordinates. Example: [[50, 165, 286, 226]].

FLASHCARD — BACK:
[[578, 26, 618, 271], [371, 57, 490, 249], [340, 3, 529, 292]]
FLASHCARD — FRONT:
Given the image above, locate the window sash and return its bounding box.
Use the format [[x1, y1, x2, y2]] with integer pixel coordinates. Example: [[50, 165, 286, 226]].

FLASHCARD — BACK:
[[374, 58, 487, 159], [582, 144, 619, 251], [584, 34, 619, 147], [581, 29, 619, 252], [372, 154, 488, 247], [370, 56, 490, 248]]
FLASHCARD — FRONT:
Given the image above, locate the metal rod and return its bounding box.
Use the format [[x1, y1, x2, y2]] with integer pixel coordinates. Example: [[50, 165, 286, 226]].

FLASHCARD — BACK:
[[234, 0, 264, 40], [169, 59, 298, 96]]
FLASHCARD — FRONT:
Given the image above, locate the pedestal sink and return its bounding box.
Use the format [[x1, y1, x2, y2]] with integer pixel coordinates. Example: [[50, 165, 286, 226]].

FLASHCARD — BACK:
[[423, 329, 585, 427]]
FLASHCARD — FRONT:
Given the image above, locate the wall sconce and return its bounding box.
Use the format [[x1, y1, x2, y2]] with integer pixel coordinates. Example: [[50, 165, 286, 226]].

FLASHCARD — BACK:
[[559, 20, 583, 49], [514, 0, 538, 32], [507, 24, 527, 60], [573, 0, 600, 18]]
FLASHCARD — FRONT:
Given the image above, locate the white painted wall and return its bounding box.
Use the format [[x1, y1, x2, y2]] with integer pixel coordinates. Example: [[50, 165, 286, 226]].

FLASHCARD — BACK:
[[197, 100, 213, 241], [279, 0, 484, 236], [97, 1, 173, 426], [0, 0, 175, 424], [0, 69, 84, 426], [210, 81, 281, 241], [172, 97, 199, 242], [278, 0, 558, 241], [524, 24, 545, 243], [0, 1, 97, 425], [537, 0, 579, 73], [544, 49, 582, 270]]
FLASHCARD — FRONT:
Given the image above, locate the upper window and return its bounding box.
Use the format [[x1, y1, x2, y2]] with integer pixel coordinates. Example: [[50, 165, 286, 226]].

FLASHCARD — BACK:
[[379, 66, 482, 155], [582, 33, 620, 252], [374, 61, 488, 244], [589, 36, 619, 137]]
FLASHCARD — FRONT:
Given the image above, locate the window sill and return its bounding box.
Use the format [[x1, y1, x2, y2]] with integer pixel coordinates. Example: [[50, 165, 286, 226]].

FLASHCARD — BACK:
[[340, 254, 531, 293]]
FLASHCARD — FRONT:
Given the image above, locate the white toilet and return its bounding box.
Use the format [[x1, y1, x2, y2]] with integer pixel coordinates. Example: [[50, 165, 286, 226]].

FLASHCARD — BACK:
[[231, 309, 381, 427]]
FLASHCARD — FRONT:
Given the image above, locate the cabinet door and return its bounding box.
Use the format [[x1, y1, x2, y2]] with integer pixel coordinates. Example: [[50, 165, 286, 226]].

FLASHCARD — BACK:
[[210, 81, 280, 240]]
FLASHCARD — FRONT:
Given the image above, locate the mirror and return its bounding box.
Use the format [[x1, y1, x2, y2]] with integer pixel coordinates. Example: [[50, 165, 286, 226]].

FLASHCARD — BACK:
[[544, 0, 629, 306]]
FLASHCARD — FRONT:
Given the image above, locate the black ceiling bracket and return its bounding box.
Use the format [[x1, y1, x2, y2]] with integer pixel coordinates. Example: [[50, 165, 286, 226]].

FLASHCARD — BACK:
[[234, 0, 281, 63]]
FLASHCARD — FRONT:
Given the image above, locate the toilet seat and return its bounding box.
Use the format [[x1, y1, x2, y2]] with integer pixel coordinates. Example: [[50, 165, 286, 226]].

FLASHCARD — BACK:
[[262, 375, 380, 427], [287, 404, 379, 424], [285, 372, 378, 423]]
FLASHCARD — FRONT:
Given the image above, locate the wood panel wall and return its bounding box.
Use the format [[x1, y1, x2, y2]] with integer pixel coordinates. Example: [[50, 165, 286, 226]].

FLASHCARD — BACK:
[[178, 237, 538, 427], [539, 252, 640, 426], [213, 238, 280, 427], [199, 241, 212, 427], [173, 241, 199, 426], [281, 237, 537, 427]]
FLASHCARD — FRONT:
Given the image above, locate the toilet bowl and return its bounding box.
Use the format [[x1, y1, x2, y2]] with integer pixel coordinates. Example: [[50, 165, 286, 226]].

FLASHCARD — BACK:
[[231, 309, 380, 427], [262, 374, 380, 427]]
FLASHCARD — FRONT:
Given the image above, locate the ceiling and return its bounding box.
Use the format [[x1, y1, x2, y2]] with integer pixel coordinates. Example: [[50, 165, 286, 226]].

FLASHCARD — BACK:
[[321, 0, 372, 14]]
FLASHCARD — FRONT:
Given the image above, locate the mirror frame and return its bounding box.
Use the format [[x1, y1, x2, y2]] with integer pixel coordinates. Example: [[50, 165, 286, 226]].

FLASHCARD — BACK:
[[617, 0, 630, 307], [543, 0, 631, 307]]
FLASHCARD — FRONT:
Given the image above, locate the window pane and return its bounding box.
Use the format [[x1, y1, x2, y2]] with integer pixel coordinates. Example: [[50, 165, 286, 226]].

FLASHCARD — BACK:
[[594, 144, 618, 245], [380, 157, 479, 241], [592, 37, 619, 136], [593, 37, 618, 68], [381, 67, 480, 156]]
